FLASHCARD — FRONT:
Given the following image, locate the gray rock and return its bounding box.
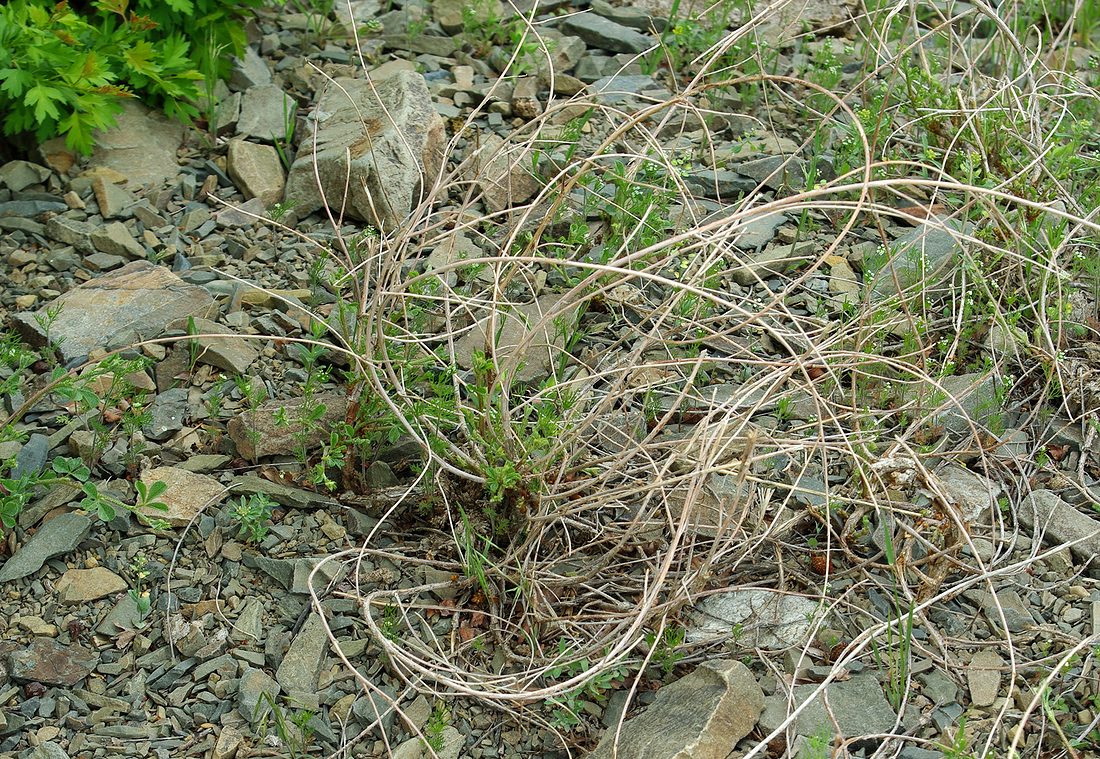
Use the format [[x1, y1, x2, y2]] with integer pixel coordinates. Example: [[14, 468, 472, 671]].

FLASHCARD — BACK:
[[590, 74, 668, 105], [227, 140, 286, 206], [174, 316, 259, 374], [433, 0, 500, 33], [275, 613, 328, 693], [91, 221, 146, 259], [966, 650, 1001, 707], [0, 513, 92, 582], [1018, 490, 1100, 573], [591, 0, 665, 31], [918, 669, 958, 705], [144, 387, 189, 442], [45, 216, 95, 253], [0, 199, 67, 218], [736, 155, 807, 191], [932, 372, 1003, 435], [236, 84, 297, 142], [935, 465, 999, 523], [284, 72, 445, 231], [237, 666, 280, 722], [12, 433, 48, 479], [12, 261, 215, 365], [232, 597, 265, 643], [229, 46, 272, 92], [87, 101, 184, 187], [731, 240, 816, 285], [216, 197, 267, 227], [24, 742, 70, 759], [83, 252, 126, 271], [139, 466, 226, 527], [971, 588, 1036, 633], [8, 638, 98, 686], [683, 169, 757, 200], [0, 160, 51, 191], [560, 12, 654, 54], [731, 212, 787, 250], [96, 592, 144, 634], [759, 673, 897, 741], [211, 725, 244, 759], [452, 295, 579, 384], [352, 684, 398, 733], [688, 589, 820, 649], [590, 659, 763, 758], [870, 218, 973, 303]]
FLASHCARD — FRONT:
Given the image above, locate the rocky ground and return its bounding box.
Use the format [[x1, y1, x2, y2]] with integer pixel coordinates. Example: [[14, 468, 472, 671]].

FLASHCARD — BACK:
[[2, 1, 1100, 758]]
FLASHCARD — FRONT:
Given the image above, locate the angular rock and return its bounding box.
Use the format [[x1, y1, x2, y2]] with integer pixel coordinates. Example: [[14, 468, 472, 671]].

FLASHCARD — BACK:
[[45, 216, 95, 252], [590, 659, 763, 758], [56, 567, 128, 602], [227, 140, 286, 206], [283, 71, 445, 231], [88, 101, 184, 187], [0, 160, 51, 191], [229, 46, 272, 92], [465, 133, 543, 212], [433, 0, 500, 33], [0, 513, 92, 582], [173, 316, 259, 374], [688, 589, 820, 648], [0, 199, 67, 218], [144, 387, 189, 442], [1018, 490, 1100, 573], [452, 295, 579, 384], [25, 742, 69, 759], [212, 725, 244, 759], [731, 240, 816, 285], [230, 475, 341, 511], [8, 638, 98, 686], [935, 465, 999, 523], [736, 154, 807, 191], [758, 672, 898, 742], [236, 84, 297, 142], [227, 393, 348, 460], [91, 221, 146, 259], [12, 261, 215, 365], [140, 466, 226, 527], [967, 650, 1001, 707], [92, 177, 137, 219], [275, 613, 328, 693], [870, 218, 973, 303], [238, 666, 280, 722], [560, 13, 654, 54], [731, 212, 787, 250], [931, 371, 1002, 435]]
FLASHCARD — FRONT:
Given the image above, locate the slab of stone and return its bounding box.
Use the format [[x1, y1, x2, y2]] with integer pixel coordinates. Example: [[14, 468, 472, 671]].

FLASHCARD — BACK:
[[227, 140, 286, 206], [56, 567, 127, 602], [231, 474, 341, 511], [171, 316, 259, 374], [736, 154, 807, 191], [731, 240, 816, 285], [212, 725, 244, 759], [12, 261, 215, 365], [144, 387, 189, 441], [24, 742, 69, 759], [870, 218, 973, 303], [96, 592, 144, 635], [284, 71, 445, 231], [967, 650, 1001, 707], [45, 215, 95, 252], [140, 466, 226, 527], [88, 101, 184, 187], [227, 393, 348, 460], [0, 160, 51, 191], [238, 666, 280, 722], [465, 133, 542, 212], [731, 212, 787, 250], [0, 199, 67, 218], [932, 371, 1002, 435], [560, 12, 654, 54], [688, 589, 820, 649], [91, 221, 146, 259], [452, 295, 579, 384], [236, 84, 297, 142], [229, 46, 272, 91], [935, 465, 999, 523], [758, 672, 897, 742], [275, 613, 328, 693], [0, 513, 92, 582], [8, 638, 98, 686], [1018, 490, 1100, 573], [590, 659, 763, 758]]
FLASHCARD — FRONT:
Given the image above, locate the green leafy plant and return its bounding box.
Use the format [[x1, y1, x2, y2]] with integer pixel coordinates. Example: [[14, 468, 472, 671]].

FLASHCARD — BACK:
[[229, 493, 276, 544], [0, 0, 269, 154], [644, 624, 686, 675]]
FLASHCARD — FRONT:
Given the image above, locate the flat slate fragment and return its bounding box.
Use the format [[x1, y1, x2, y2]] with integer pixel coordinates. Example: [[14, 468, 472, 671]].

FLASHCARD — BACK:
[[0, 513, 92, 582], [8, 638, 99, 686], [12, 260, 215, 365]]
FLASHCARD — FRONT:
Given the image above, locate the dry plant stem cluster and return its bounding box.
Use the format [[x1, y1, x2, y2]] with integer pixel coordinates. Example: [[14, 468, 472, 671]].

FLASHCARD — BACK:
[[157, 0, 1100, 755]]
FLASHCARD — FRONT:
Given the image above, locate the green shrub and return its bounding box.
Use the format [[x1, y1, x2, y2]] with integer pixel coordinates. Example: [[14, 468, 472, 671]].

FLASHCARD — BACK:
[[0, 0, 269, 155]]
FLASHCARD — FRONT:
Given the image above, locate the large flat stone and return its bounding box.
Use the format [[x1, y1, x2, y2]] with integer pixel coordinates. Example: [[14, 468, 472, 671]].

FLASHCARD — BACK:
[[8, 638, 98, 686], [227, 393, 348, 460], [171, 317, 259, 374], [275, 613, 328, 693], [12, 261, 215, 365], [87, 101, 184, 187], [284, 71, 445, 231], [1018, 490, 1100, 575], [0, 513, 92, 582], [140, 466, 227, 527]]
